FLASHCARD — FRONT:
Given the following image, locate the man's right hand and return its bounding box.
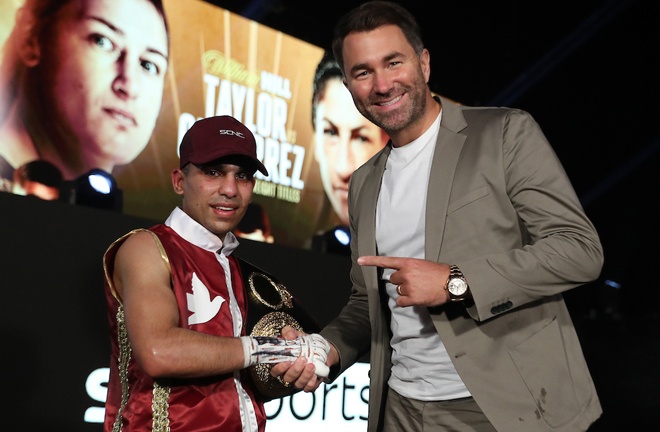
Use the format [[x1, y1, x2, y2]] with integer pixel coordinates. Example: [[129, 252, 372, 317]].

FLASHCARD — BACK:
[[241, 332, 330, 377], [269, 326, 338, 392]]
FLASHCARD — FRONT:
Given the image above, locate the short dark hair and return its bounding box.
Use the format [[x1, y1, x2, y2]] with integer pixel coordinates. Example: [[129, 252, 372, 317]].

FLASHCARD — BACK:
[[331, 1, 424, 74], [311, 51, 344, 128]]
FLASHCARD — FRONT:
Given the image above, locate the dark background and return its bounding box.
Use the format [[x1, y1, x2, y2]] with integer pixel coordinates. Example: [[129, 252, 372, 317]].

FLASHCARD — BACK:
[[204, 0, 660, 430]]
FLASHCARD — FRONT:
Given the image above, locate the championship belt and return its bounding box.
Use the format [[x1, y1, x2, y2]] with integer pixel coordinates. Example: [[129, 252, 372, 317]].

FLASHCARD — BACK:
[[239, 259, 320, 400]]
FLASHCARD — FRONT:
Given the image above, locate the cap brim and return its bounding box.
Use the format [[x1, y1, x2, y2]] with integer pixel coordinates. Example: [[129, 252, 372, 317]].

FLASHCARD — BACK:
[[195, 154, 268, 177]]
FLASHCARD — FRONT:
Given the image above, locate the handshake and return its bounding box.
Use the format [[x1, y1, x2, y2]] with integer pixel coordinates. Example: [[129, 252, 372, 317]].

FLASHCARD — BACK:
[[241, 333, 331, 378]]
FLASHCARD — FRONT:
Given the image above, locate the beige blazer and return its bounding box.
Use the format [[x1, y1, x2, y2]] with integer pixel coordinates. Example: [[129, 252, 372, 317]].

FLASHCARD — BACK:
[[321, 96, 604, 432]]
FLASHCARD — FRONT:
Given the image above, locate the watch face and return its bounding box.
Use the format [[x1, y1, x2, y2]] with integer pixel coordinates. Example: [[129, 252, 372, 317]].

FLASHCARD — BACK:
[[448, 278, 468, 296]]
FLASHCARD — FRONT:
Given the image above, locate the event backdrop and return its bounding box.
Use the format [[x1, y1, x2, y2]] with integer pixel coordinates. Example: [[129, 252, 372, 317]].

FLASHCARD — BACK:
[[0, 0, 335, 250], [0, 0, 369, 430], [122, 0, 329, 249]]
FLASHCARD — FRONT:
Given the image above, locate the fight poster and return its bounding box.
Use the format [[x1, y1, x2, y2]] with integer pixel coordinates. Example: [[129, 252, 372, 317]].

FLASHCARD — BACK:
[[0, 0, 336, 250]]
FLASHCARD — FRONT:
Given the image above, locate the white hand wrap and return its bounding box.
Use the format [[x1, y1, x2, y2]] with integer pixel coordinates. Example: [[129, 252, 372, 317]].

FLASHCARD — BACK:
[[241, 334, 331, 377]]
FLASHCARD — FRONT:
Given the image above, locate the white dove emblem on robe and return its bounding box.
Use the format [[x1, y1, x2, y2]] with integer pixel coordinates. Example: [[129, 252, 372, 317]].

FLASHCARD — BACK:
[[186, 272, 224, 325]]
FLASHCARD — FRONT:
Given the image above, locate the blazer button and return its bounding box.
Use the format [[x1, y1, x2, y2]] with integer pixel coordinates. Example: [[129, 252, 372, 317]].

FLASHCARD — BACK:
[[490, 301, 513, 315]]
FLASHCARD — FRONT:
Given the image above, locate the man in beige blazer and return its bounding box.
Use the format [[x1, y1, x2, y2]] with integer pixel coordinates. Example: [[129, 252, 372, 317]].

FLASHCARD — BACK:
[[273, 2, 604, 431]]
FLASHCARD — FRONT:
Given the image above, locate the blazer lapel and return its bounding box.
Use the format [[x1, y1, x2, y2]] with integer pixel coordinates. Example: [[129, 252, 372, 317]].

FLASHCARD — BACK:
[[357, 146, 390, 288], [425, 97, 467, 262]]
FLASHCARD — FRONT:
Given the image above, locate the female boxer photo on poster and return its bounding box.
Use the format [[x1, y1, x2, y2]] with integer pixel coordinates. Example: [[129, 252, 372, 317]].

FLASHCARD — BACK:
[[0, 0, 169, 192]]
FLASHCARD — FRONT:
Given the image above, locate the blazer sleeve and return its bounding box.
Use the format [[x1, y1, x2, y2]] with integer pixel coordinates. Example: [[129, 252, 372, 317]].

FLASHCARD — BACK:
[[451, 108, 604, 321]]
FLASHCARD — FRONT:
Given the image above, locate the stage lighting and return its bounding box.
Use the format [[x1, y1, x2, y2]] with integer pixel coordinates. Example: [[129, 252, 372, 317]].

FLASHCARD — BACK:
[[312, 225, 351, 255], [60, 169, 123, 212], [333, 226, 350, 246]]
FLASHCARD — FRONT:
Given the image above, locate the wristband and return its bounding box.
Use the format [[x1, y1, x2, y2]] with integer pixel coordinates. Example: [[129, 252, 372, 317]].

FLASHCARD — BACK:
[[241, 334, 330, 377]]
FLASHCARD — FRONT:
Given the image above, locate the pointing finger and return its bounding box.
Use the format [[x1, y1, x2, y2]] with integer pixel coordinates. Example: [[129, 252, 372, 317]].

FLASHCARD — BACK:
[[357, 255, 403, 269]]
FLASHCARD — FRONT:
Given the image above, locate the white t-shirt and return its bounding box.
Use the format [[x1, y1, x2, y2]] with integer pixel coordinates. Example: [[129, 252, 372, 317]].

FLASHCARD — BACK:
[[375, 111, 471, 401]]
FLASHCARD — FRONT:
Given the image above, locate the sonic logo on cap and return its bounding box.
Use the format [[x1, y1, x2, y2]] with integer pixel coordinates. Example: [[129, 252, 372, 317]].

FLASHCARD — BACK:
[[219, 129, 246, 138]]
